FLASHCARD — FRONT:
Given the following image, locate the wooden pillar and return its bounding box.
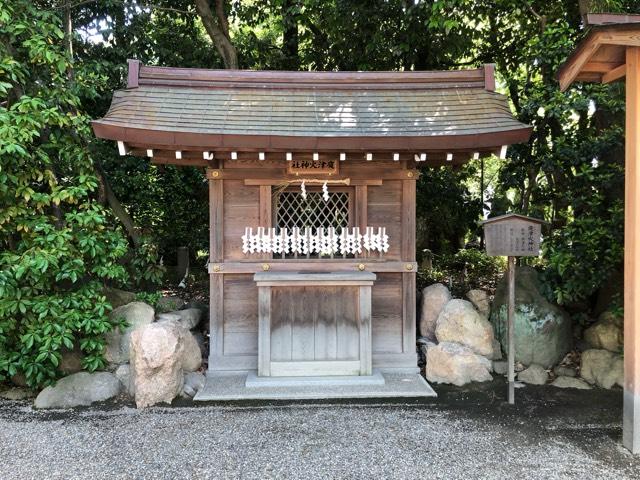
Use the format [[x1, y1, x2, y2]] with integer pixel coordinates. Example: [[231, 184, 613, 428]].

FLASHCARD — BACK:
[[507, 256, 516, 405], [624, 46, 640, 454], [257, 285, 271, 376], [401, 173, 417, 353], [208, 173, 224, 372], [359, 285, 373, 375]]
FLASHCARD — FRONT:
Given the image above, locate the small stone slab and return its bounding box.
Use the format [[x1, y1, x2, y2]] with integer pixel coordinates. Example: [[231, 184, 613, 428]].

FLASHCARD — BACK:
[[195, 372, 436, 401], [245, 370, 385, 388], [551, 376, 591, 390]]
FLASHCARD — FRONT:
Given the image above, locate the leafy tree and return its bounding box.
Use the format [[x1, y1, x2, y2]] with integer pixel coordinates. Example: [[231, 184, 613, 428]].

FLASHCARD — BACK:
[[467, 0, 631, 310], [0, 1, 128, 387]]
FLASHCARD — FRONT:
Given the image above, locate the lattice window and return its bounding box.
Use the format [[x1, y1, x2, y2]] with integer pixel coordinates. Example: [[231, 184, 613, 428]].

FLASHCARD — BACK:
[[274, 190, 351, 231]]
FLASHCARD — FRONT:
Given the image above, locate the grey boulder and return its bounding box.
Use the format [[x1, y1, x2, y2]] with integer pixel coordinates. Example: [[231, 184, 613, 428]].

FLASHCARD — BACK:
[[115, 364, 134, 396], [419, 283, 451, 340], [466, 289, 490, 318], [517, 364, 548, 385], [580, 349, 623, 389], [105, 302, 155, 365], [156, 296, 186, 313], [59, 346, 84, 375], [103, 286, 136, 309], [435, 299, 495, 357], [157, 308, 202, 330], [34, 372, 121, 409], [492, 360, 508, 375], [491, 266, 572, 368], [182, 372, 206, 398], [0, 387, 34, 401], [425, 341, 493, 386], [584, 311, 623, 353], [553, 366, 577, 378], [551, 376, 591, 390]]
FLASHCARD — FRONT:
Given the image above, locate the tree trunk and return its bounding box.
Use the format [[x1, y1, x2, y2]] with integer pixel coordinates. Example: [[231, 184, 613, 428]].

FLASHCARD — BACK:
[[63, 1, 74, 83], [281, 0, 300, 70], [195, 0, 238, 69], [60, 2, 141, 247], [95, 163, 142, 248]]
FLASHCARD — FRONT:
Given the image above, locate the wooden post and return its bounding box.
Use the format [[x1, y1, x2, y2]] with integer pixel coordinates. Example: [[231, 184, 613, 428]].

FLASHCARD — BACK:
[[258, 285, 271, 377], [624, 46, 640, 454], [208, 175, 224, 372], [359, 285, 373, 375], [507, 256, 516, 405]]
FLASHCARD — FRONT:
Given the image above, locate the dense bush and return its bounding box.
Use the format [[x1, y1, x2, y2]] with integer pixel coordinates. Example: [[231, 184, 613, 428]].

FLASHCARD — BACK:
[[417, 249, 506, 298], [0, 2, 128, 387]]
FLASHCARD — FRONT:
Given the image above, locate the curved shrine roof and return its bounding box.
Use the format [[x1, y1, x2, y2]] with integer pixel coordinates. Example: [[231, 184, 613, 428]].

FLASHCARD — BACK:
[[92, 61, 531, 154]]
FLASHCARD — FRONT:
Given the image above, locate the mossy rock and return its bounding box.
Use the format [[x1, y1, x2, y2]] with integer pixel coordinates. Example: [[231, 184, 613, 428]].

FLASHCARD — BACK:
[[491, 266, 572, 368]]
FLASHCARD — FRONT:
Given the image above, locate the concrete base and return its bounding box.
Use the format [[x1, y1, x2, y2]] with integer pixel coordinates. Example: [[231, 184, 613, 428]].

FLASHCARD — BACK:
[[245, 370, 386, 388], [194, 371, 436, 401]]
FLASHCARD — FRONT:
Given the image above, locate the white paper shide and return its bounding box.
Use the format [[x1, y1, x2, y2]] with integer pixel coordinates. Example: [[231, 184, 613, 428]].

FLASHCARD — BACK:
[[241, 226, 389, 255]]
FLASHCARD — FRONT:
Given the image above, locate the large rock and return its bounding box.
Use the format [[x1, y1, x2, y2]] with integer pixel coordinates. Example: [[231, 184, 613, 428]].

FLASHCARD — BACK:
[[554, 366, 577, 378], [517, 364, 548, 385], [425, 341, 493, 386], [34, 372, 121, 409], [584, 311, 623, 353], [491, 266, 572, 368], [0, 387, 34, 401], [115, 364, 134, 396], [104, 302, 155, 364], [103, 286, 136, 309], [466, 289, 490, 318], [492, 360, 508, 375], [157, 308, 202, 330], [59, 346, 84, 375], [182, 372, 206, 398], [435, 299, 495, 357], [156, 296, 186, 313], [419, 283, 451, 340], [130, 321, 202, 408], [580, 349, 623, 389], [551, 376, 591, 390]]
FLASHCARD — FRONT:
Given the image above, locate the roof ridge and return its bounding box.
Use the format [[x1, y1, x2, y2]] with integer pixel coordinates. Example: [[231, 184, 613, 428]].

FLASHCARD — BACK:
[[125, 59, 496, 92]]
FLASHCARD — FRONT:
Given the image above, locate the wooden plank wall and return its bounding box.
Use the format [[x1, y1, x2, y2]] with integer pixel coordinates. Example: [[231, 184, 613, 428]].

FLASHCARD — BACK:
[[210, 157, 416, 370]]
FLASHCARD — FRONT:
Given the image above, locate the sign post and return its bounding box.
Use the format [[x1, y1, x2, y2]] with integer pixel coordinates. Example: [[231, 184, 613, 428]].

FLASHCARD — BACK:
[[482, 213, 545, 405]]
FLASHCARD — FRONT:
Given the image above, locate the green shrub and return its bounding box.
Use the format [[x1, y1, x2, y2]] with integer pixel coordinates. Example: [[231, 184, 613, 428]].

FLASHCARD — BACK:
[[0, 2, 128, 387], [418, 248, 506, 297]]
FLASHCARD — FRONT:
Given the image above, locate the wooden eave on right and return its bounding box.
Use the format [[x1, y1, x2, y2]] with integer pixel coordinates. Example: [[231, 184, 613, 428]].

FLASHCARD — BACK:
[[558, 14, 640, 91]]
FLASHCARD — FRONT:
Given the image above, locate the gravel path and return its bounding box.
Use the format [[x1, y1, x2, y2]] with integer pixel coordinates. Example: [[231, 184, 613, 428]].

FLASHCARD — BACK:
[[1, 381, 639, 480]]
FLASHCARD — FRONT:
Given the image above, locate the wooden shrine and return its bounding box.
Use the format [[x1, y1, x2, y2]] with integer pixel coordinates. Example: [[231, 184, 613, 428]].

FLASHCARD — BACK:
[[92, 60, 530, 394], [558, 13, 640, 454]]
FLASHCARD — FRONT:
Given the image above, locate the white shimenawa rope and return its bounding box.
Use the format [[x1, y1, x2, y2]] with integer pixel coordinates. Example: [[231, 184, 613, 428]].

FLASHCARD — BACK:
[[241, 226, 389, 255]]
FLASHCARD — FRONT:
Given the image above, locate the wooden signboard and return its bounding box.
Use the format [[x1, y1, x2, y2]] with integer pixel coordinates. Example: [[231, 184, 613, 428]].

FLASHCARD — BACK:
[[483, 214, 543, 257], [481, 213, 544, 406], [287, 158, 339, 176]]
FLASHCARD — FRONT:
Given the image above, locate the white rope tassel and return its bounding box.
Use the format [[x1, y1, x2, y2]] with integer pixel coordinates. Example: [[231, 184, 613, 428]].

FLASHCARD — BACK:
[[380, 227, 389, 253], [242, 227, 252, 254], [300, 180, 307, 201]]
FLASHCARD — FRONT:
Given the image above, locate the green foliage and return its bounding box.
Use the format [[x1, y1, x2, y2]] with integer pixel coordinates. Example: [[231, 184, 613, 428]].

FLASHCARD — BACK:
[[134, 291, 162, 309], [130, 236, 166, 288], [416, 165, 481, 260], [0, 1, 128, 388], [472, 2, 631, 309], [418, 249, 506, 298]]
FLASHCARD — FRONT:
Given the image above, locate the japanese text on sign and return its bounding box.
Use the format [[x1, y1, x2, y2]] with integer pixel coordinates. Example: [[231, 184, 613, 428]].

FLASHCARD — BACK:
[[287, 159, 339, 175]]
